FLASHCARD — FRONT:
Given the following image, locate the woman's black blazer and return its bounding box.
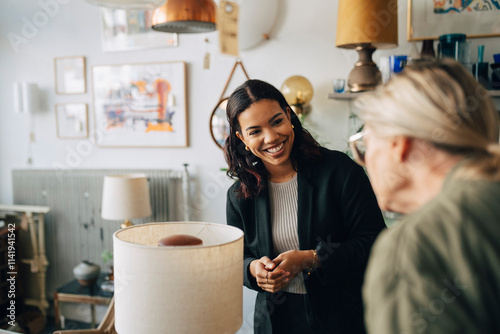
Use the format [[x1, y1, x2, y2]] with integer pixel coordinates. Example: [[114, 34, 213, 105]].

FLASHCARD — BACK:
[[227, 148, 386, 333]]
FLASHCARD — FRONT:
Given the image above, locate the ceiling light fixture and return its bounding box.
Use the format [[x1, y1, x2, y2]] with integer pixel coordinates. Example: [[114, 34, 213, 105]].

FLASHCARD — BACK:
[[152, 0, 217, 34]]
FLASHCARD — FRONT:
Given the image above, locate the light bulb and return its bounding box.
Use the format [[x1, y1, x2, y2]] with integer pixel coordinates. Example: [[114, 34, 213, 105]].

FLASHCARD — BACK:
[[280, 76, 313, 106]]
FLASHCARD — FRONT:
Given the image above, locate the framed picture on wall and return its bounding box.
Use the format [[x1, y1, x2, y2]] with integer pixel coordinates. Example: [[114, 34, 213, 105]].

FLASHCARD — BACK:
[[55, 103, 89, 139], [100, 8, 178, 52], [408, 0, 500, 41], [54, 56, 86, 94], [91, 61, 188, 148]]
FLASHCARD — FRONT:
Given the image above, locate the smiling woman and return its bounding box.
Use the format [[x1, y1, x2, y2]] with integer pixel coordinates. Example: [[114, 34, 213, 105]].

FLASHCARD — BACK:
[[224, 79, 386, 334]]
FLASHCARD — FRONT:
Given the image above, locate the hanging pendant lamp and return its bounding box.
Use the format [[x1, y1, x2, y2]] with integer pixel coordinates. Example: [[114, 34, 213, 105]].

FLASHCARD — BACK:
[[152, 0, 217, 33]]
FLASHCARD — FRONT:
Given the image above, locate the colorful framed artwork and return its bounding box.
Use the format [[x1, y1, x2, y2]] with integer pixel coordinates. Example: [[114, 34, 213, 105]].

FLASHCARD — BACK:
[[91, 61, 188, 147], [55, 103, 89, 139], [54, 56, 86, 94], [100, 8, 178, 52], [408, 0, 500, 41]]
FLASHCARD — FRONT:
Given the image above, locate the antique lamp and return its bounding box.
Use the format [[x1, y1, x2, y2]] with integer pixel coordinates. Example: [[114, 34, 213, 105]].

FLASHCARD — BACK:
[[152, 0, 217, 33], [101, 174, 152, 229], [113, 222, 244, 333], [336, 0, 398, 92], [280, 75, 314, 118]]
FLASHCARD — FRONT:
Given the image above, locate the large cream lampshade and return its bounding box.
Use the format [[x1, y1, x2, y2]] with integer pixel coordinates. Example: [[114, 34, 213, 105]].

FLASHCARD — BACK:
[[113, 222, 244, 334]]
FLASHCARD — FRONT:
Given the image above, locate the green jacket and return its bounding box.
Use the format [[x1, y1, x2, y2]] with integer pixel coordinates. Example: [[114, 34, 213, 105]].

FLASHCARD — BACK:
[[227, 148, 386, 333], [363, 169, 500, 333]]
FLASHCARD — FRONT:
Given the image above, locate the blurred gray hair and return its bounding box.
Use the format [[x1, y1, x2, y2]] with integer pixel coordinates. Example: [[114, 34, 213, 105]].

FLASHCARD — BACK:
[[356, 58, 500, 180]]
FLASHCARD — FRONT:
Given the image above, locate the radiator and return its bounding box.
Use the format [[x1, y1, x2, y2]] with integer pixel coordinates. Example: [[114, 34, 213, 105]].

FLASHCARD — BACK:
[[11, 168, 189, 300]]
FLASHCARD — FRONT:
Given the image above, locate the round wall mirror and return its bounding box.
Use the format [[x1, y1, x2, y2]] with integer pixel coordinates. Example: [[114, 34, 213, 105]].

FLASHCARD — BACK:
[[210, 98, 229, 149]]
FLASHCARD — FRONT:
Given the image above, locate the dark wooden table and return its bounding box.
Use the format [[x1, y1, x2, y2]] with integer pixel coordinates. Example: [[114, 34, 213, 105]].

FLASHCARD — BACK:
[[53, 273, 113, 329]]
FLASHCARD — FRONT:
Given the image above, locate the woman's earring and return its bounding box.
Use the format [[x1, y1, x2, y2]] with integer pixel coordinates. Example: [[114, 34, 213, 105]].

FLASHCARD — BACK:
[[245, 146, 250, 151], [292, 124, 294, 129]]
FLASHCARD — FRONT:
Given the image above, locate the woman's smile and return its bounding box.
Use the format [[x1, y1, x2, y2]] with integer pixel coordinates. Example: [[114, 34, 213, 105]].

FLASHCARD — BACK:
[[264, 140, 285, 155]]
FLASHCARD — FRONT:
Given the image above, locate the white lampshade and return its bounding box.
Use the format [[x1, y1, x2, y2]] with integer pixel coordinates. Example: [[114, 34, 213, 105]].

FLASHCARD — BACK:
[[101, 174, 152, 221], [113, 222, 244, 334], [13, 82, 38, 114]]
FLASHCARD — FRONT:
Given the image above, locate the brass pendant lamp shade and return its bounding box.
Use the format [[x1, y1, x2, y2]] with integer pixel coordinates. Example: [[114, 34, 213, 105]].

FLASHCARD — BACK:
[[281, 75, 314, 117], [152, 0, 217, 33], [336, 0, 398, 92]]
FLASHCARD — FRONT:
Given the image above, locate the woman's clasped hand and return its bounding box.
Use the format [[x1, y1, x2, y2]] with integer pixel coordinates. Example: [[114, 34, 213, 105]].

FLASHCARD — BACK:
[[251, 250, 315, 293]]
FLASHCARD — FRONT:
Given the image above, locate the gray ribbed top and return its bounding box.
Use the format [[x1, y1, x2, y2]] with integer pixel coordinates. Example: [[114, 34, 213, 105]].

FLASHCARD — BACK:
[[268, 174, 306, 294]]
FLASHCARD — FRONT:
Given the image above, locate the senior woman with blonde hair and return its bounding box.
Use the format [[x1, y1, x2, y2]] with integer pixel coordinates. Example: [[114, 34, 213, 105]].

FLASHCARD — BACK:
[[350, 58, 500, 333]]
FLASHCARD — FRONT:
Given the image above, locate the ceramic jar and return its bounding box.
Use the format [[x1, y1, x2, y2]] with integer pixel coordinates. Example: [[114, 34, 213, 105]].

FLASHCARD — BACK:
[[73, 261, 100, 286]]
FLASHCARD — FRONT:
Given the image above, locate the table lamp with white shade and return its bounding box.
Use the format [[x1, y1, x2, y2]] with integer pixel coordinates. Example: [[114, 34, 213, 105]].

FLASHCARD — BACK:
[[113, 222, 244, 334], [101, 174, 152, 229]]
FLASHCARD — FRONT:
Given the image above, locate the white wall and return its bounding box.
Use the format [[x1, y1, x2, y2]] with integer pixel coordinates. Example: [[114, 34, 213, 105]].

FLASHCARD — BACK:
[[1, 0, 498, 331], [3, 0, 500, 216]]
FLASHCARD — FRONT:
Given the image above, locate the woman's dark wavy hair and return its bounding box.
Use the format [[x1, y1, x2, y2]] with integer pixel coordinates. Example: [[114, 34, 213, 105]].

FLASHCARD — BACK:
[[224, 79, 321, 199]]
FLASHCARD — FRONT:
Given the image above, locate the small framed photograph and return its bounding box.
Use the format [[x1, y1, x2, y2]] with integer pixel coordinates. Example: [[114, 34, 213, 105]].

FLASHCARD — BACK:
[[91, 61, 187, 147], [408, 0, 500, 40], [55, 103, 89, 139], [54, 56, 86, 94], [101, 8, 178, 52]]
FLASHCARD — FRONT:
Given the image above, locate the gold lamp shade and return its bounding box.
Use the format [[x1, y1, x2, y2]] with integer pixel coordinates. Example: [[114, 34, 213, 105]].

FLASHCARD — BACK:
[[281, 75, 314, 117], [152, 0, 217, 33], [281, 75, 313, 105], [336, 0, 398, 92]]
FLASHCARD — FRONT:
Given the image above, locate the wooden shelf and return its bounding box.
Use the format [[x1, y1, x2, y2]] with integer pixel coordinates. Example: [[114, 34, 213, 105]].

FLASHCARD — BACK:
[[329, 90, 500, 100]]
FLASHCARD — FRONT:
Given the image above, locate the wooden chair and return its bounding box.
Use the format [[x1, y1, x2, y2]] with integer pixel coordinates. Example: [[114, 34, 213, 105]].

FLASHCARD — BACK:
[[53, 297, 116, 334]]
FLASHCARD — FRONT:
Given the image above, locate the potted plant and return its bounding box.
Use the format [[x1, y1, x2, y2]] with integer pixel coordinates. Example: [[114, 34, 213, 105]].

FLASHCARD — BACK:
[[101, 249, 114, 281]]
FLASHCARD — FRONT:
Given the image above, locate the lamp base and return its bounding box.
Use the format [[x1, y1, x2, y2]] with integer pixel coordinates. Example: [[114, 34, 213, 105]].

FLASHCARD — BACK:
[[347, 44, 382, 92], [121, 219, 134, 229]]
